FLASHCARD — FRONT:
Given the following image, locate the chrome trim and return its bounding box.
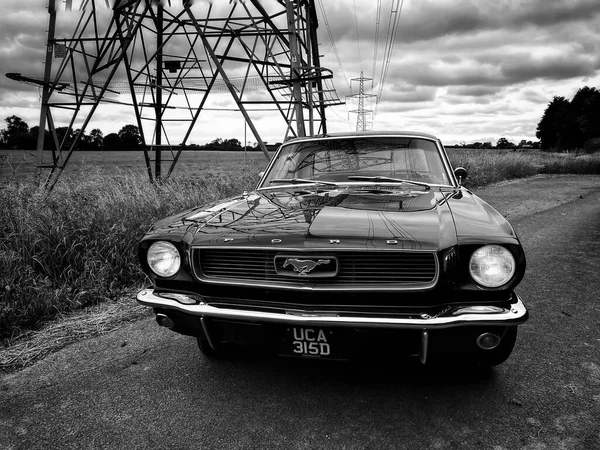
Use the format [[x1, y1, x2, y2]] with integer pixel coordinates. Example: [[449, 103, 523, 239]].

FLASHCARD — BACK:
[[193, 245, 437, 252], [191, 246, 440, 292], [200, 317, 217, 350], [137, 289, 528, 329], [275, 255, 339, 278], [420, 330, 429, 364]]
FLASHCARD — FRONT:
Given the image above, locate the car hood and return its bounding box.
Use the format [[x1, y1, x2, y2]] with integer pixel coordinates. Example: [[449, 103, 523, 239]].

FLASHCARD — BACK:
[[147, 187, 462, 251], [146, 187, 520, 251]]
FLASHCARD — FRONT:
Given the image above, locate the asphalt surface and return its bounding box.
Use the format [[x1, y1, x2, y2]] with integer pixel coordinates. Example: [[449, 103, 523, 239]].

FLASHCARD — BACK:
[[1, 176, 599, 449]]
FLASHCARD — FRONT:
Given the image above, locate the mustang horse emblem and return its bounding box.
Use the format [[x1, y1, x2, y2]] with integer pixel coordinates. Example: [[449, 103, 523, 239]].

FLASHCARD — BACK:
[[283, 258, 331, 276]]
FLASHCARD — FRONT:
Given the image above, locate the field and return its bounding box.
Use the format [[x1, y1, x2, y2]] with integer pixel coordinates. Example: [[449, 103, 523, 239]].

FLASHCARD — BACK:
[[1, 147, 600, 346], [0, 149, 271, 183]]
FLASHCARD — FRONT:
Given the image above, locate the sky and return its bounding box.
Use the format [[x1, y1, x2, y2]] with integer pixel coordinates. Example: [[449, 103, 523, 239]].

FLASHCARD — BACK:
[[1, 0, 600, 146]]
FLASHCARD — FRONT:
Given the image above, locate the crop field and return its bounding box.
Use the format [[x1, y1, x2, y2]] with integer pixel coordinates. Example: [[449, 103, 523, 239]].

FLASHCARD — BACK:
[[1, 147, 600, 351], [0, 149, 271, 183]]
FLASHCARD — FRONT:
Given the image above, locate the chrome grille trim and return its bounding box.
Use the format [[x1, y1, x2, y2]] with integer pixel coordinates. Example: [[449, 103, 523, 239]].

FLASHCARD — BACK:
[[192, 246, 439, 291]]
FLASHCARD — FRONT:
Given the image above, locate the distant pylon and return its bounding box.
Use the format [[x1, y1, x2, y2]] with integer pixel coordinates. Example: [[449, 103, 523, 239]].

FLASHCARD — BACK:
[[347, 71, 375, 131]]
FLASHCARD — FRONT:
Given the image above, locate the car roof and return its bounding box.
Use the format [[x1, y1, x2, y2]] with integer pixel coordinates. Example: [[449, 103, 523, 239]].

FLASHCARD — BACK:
[[283, 130, 440, 144]]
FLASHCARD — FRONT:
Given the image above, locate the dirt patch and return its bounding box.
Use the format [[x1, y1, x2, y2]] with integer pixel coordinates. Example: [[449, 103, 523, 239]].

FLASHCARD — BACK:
[[474, 174, 600, 221], [0, 294, 150, 372]]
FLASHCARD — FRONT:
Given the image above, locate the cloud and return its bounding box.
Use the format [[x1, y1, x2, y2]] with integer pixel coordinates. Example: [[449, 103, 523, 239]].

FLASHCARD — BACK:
[[1, 0, 600, 146], [501, 52, 600, 83]]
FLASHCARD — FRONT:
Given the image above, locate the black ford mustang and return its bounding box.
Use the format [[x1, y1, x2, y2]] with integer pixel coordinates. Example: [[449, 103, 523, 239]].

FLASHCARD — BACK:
[[137, 131, 528, 366]]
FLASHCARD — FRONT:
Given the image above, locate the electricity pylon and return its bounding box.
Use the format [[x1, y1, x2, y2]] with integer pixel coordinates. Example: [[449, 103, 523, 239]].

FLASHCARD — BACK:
[[347, 71, 375, 131], [8, 0, 342, 189]]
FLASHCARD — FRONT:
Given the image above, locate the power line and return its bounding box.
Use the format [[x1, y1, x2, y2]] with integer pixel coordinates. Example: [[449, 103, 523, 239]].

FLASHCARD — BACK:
[[317, 0, 351, 90], [353, 0, 363, 72], [375, 0, 404, 119], [372, 0, 382, 82]]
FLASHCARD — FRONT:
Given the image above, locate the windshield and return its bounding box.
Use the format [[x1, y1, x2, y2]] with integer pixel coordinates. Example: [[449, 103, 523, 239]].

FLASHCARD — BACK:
[[260, 137, 451, 187]]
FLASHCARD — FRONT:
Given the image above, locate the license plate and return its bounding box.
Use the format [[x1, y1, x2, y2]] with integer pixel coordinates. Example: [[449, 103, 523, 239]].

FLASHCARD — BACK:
[[279, 326, 347, 359]]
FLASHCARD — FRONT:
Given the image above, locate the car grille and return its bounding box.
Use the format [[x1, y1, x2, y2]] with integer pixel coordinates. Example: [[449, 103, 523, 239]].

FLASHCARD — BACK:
[[193, 248, 438, 291]]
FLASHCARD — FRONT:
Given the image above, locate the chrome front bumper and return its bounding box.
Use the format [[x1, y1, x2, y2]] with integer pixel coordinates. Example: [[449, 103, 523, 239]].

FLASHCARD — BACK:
[[136, 288, 529, 330]]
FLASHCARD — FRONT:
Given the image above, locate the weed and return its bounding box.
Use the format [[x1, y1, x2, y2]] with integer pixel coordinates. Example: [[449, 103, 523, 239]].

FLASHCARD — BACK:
[[0, 163, 260, 342], [448, 150, 600, 188]]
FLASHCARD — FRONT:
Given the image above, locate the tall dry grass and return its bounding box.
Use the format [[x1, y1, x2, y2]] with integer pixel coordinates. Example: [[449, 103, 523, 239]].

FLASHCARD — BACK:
[[0, 164, 260, 342], [449, 150, 600, 188]]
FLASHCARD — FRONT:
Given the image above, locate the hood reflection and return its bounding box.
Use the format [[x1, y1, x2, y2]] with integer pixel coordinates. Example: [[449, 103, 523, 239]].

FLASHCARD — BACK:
[[188, 187, 450, 250]]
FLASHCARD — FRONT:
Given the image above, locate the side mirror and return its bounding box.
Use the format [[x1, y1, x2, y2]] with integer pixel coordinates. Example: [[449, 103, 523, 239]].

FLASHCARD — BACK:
[[454, 167, 467, 186], [258, 171, 264, 178]]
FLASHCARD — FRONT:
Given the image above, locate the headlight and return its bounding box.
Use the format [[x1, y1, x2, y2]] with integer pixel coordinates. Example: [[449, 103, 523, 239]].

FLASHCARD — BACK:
[[469, 245, 515, 287], [147, 241, 181, 277]]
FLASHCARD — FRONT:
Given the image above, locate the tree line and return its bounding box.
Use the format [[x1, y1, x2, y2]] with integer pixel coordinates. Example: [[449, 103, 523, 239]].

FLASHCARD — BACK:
[[0, 116, 539, 151], [0, 117, 277, 151], [0, 117, 143, 151], [536, 86, 600, 152], [2, 85, 600, 152]]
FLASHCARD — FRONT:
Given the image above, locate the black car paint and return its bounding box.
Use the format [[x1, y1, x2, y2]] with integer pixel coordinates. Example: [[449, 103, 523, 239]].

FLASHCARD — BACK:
[[136, 132, 527, 365]]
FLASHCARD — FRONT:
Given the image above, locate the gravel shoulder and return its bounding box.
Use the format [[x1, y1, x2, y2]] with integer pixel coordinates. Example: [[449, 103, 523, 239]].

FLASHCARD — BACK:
[[1, 174, 599, 372], [473, 174, 600, 221]]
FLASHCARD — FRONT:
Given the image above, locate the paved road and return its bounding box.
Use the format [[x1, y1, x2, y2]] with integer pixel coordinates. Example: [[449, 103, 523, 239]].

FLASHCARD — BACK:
[[1, 178, 600, 449]]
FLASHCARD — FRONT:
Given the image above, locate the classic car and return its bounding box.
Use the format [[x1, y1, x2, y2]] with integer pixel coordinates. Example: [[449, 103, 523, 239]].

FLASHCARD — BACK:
[[136, 131, 528, 366]]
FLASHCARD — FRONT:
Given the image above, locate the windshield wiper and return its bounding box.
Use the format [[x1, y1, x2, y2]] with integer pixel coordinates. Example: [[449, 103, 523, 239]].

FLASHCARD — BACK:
[[269, 178, 338, 187], [347, 176, 431, 190]]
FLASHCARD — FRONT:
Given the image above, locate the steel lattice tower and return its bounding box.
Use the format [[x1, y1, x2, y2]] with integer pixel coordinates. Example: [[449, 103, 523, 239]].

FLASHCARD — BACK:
[[8, 0, 342, 189], [347, 71, 374, 132]]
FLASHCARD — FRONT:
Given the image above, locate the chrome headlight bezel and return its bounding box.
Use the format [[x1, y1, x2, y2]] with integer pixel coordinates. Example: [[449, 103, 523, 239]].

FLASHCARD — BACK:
[[147, 241, 181, 278], [468, 244, 516, 288]]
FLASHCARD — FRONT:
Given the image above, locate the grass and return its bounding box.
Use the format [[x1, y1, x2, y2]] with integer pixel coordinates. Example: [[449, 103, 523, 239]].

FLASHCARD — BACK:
[[450, 149, 600, 188], [1, 148, 599, 349], [0, 162, 262, 344]]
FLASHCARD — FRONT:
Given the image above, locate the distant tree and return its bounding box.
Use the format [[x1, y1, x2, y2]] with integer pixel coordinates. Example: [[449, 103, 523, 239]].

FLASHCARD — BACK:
[[482, 142, 493, 149], [73, 129, 95, 150], [496, 137, 516, 149], [1, 115, 32, 149], [103, 133, 122, 150], [3, 115, 29, 135], [569, 86, 600, 148], [118, 124, 142, 149], [55, 127, 75, 146], [89, 128, 104, 149], [462, 142, 483, 149], [223, 138, 242, 151], [29, 126, 53, 150], [536, 96, 572, 150]]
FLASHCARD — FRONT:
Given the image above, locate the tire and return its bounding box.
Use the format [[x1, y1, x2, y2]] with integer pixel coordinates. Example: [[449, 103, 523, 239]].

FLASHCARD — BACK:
[[476, 327, 518, 367]]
